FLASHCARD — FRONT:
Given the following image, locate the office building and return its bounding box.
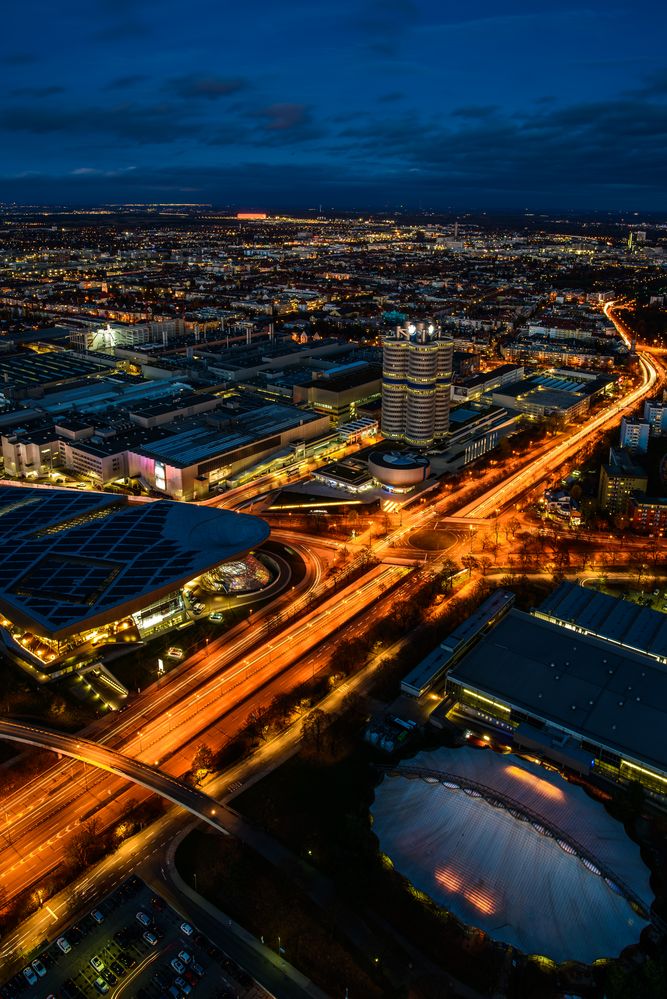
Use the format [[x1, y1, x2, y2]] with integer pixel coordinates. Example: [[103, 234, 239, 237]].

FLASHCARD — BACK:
[[381, 320, 453, 448]]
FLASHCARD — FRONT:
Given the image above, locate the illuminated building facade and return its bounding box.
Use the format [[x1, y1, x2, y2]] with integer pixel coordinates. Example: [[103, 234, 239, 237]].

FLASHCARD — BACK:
[[381, 320, 453, 448], [0, 487, 269, 679], [446, 584, 667, 796]]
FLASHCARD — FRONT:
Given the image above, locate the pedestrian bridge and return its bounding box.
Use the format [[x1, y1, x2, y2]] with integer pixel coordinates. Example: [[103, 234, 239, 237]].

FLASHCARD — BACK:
[[0, 718, 227, 833]]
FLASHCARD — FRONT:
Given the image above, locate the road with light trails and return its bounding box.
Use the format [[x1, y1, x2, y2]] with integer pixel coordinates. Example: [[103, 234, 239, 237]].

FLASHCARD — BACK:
[[457, 346, 662, 520], [0, 563, 406, 903], [0, 719, 227, 829], [0, 562, 416, 978], [0, 300, 660, 963]]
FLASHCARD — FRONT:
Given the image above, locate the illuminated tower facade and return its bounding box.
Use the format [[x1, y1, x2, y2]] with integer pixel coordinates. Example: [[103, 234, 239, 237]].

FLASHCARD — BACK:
[[381, 320, 453, 447]]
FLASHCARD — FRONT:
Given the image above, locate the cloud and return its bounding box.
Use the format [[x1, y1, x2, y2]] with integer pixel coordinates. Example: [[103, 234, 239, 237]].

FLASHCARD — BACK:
[[104, 74, 148, 91], [166, 75, 247, 99], [353, 0, 419, 57], [3, 51, 36, 66], [451, 106, 498, 119], [9, 86, 64, 98], [0, 101, 200, 145], [258, 103, 310, 131]]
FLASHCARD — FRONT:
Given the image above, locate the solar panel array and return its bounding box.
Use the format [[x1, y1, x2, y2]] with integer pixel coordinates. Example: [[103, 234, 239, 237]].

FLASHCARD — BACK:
[[0, 486, 268, 636]]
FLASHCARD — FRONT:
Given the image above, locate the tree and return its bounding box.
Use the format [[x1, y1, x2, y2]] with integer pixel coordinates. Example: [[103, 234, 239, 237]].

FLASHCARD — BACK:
[[65, 818, 101, 871], [461, 555, 479, 574], [192, 743, 214, 774], [479, 555, 493, 577], [302, 708, 327, 754]]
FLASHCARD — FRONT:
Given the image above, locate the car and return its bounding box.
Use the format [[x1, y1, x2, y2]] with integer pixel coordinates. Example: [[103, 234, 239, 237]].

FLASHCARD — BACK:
[[180, 922, 193, 936], [151, 894, 166, 910], [152, 971, 170, 990], [184, 969, 198, 986], [192, 603, 204, 614], [193, 931, 206, 947], [168, 988, 180, 999], [101, 971, 116, 986], [170, 959, 186, 975], [91, 909, 105, 924], [119, 952, 136, 969], [21, 969, 37, 987], [110, 961, 125, 978], [56, 935, 72, 954], [191, 961, 205, 977], [174, 977, 192, 996], [136, 910, 151, 926], [30, 960, 46, 978], [178, 950, 192, 965], [166, 646, 184, 660], [142, 931, 158, 946], [209, 611, 223, 622], [93, 978, 109, 996], [90, 956, 105, 973]]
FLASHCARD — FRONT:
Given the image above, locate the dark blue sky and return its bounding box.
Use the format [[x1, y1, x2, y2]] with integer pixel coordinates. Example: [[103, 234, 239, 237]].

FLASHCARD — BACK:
[[2, 1, 666, 210]]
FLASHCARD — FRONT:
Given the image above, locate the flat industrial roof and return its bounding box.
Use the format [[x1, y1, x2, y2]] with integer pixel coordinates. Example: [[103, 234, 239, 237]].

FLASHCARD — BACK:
[[0, 486, 269, 638], [537, 581, 667, 662], [138, 404, 322, 467], [448, 608, 667, 774]]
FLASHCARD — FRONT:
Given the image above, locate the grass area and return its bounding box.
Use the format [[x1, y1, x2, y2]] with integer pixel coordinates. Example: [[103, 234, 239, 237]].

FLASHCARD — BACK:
[[232, 735, 509, 996], [175, 829, 388, 998]]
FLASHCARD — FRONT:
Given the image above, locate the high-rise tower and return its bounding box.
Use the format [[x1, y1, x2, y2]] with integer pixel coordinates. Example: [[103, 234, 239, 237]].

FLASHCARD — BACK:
[[381, 320, 453, 448]]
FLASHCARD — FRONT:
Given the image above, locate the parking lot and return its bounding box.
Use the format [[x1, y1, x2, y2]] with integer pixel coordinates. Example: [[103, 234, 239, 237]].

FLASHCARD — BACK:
[[1, 876, 261, 999]]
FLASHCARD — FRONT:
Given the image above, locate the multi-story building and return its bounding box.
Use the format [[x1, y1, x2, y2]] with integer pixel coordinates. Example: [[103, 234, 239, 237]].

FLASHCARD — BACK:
[[381, 320, 453, 448], [619, 417, 650, 455], [643, 398, 667, 436], [628, 494, 667, 535], [598, 447, 648, 515]]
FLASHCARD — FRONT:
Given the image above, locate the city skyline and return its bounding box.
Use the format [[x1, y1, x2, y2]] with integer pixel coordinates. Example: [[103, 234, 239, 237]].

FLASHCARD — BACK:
[[2, 0, 666, 210]]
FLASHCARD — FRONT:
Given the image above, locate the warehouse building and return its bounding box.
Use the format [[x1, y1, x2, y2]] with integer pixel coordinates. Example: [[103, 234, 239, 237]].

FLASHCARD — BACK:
[[446, 584, 667, 795]]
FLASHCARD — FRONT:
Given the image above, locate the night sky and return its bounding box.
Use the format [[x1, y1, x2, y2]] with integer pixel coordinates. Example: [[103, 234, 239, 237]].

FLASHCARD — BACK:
[[2, 1, 666, 211]]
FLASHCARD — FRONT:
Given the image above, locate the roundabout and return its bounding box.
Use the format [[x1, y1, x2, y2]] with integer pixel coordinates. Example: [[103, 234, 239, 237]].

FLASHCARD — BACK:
[[407, 528, 459, 552]]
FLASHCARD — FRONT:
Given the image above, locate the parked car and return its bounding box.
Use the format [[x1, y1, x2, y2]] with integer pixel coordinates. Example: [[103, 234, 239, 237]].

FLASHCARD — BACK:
[[56, 936, 72, 954], [90, 956, 104, 973], [136, 911, 151, 926]]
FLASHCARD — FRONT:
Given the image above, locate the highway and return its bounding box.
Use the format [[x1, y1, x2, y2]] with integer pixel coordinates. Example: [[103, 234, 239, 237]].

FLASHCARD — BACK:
[[0, 720, 226, 830], [0, 297, 663, 972], [0, 562, 406, 905]]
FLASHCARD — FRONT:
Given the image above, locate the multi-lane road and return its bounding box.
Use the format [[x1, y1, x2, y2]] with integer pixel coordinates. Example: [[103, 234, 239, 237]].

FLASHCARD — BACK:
[[0, 299, 663, 973], [0, 561, 406, 906]]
